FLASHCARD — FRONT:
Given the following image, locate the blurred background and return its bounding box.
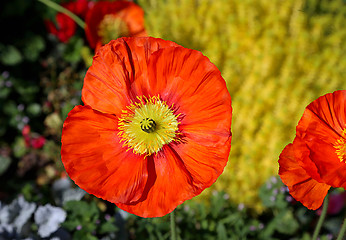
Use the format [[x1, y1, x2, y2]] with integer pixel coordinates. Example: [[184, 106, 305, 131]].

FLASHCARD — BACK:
[[0, 0, 345, 239]]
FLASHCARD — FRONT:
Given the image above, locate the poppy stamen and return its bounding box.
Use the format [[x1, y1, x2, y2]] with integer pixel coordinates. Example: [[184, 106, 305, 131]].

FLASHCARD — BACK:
[[334, 128, 346, 163], [140, 118, 156, 133], [118, 96, 179, 155]]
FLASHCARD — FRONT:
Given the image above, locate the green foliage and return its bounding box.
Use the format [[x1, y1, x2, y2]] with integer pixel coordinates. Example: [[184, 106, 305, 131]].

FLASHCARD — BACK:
[[0, 155, 11, 176], [129, 191, 268, 240], [12, 137, 27, 158], [27, 103, 42, 117], [23, 35, 45, 62], [62, 200, 120, 240], [99, 218, 118, 235], [0, 44, 23, 66], [63, 200, 99, 239], [21, 182, 37, 201], [63, 200, 99, 229], [61, 36, 85, 64], [259, 176, 289, 210]]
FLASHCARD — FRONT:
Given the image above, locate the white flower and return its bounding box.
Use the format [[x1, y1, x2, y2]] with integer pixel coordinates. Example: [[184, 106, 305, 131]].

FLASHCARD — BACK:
[[34, 204, 66, 238]]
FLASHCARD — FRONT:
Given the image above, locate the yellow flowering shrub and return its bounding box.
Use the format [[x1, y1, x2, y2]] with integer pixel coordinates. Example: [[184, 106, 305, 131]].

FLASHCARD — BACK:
[[138, 0, 346, 211]]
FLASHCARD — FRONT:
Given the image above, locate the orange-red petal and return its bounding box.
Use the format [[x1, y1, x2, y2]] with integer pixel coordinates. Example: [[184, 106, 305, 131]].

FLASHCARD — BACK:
[[279, 143, 330, 210], [295, 90, 346, 188], [117, 134, 231, 218], [82, 37, 179, 115], [61, 105, 148, 204], [137, 46, 232, 137], [141, 46, 228, 102]]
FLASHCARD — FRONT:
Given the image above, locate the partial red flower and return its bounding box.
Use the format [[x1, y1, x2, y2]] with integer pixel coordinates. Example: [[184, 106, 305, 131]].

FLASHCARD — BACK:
[[61, 37, 232, 218], [45, 0, 90, 43], [279, 90, 346, 210], [31, 136, 46, 149], [22, 125, 46, 149], [45, 13, 76, 43], [85, 1, 147, 50], [63, 0, 90, 19]]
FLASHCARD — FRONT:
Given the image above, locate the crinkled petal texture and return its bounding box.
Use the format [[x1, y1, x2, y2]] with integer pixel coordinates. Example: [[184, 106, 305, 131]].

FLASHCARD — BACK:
[[279, 143, 330, 210], [279, 90, 346, 209], [85, 1, 146, 49], [62, 37, 232, 218]]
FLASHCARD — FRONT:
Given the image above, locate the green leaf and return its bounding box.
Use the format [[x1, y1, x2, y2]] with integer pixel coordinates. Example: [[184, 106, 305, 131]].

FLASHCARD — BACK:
[[99, 218, 118, 234], [21, 183, 35, 201], [0, 44, 23, 66], [27, 103, 42, 116], [23, 35, 45, 62], [63, 36, 84, 63], [12, 137, 27, 158], [62, 219, 80, 231], [61, 102, 75, 121], [274, 211, 299, 235], [64, 200, 99, 221], [42, 140, 61, 163], [14, 86, 39, 102], [301, 232, 312, 240], [216, 222, 227, 240], [73, 230, 98, 240], [0, 87, 11, 99], [3, 101, 18, 116], [0, 155, 11, 176]]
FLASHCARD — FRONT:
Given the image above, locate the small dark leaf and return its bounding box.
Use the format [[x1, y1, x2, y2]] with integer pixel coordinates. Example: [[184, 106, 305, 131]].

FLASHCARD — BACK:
[[0, 155, 11, 176], [99, 218, 118, 234], [0, 45, 23, 66]]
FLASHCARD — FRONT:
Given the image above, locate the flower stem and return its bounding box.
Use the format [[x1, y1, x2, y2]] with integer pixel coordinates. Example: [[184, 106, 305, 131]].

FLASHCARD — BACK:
[[170, 210, 177, 240], [37, 0, 86, 29], [312, 194, 329, 240], [336, 216, 346, 240]]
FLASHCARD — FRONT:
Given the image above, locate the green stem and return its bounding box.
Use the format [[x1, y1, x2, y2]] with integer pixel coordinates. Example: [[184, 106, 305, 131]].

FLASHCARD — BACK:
[[336, 216, 346, 240], [170, 210, 177, 240], [312, 194, 329, 240], [37, 0, 86, 29]]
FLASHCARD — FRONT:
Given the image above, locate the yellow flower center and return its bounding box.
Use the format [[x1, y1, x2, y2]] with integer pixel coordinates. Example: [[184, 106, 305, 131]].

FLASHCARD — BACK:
[[97, 14, 129, 45], [334, 128, 346, 163], [118, 96, 180, 156]]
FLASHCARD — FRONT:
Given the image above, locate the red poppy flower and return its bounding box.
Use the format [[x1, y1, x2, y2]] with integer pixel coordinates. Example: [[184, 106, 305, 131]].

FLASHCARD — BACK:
[[279, 90, 346, 210], [61, 37, 232, 217], [45, 13, 77, 43], [85, 1, 147, 50], [45, 0, 89, 43], [63, 0, 90, 19]]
